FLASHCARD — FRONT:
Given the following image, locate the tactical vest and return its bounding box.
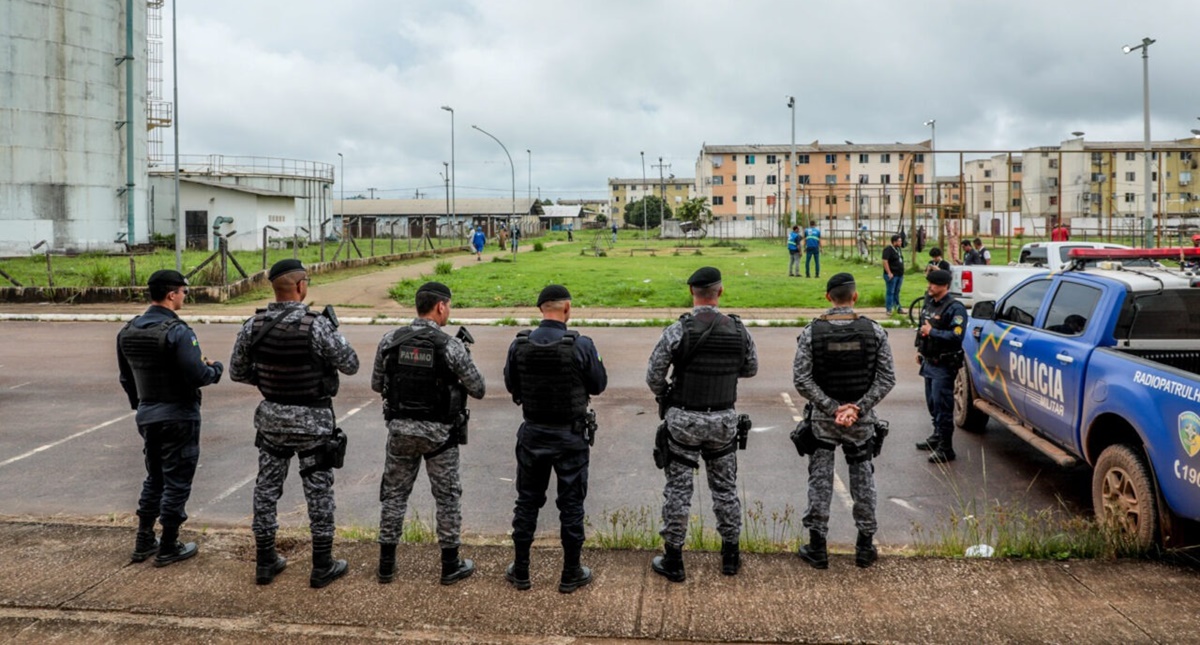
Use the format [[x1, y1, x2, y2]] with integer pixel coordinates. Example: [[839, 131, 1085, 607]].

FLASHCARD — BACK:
[[668, 312, 747, 411], [118, 318, 195, 404], [917, 296, 964, 361], [381, 325, 463, 423], [810, 315, 879, 403], [250, 310, 334, 407], [512, 330, 589, 425]]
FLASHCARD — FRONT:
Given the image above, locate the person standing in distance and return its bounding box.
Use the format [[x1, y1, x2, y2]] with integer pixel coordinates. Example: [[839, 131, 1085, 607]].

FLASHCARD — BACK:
[[972, 237, 992, 265], [372, 281, 485, 585], [925, 247, 950, 275], [504, 285, 608, 593], [117, 270, 223, 567], [804, 221, 822, 278], [882, 234, 905, 315], [961, 240, 982, 266], [914, 269, 968, 463], [787, 225, 801, 277], [471, 225, 486, 261], [229, 259, 360, 588], [792, 273, 896, 568], [646, 267, 758, 582], [611, 221, 619, 244]]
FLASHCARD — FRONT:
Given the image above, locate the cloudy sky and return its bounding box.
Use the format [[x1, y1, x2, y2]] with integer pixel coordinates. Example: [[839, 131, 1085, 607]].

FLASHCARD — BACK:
[[166, 0, 1200, 202]]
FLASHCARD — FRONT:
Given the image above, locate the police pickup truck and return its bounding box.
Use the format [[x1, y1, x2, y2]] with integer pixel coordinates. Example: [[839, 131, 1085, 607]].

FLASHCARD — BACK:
[[951, 241, 1131, 309], [954, 247, 1200, 547]]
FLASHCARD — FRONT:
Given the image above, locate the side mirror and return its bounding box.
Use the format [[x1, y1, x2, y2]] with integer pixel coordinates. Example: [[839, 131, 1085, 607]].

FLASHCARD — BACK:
[[972, 301, 996, 320]]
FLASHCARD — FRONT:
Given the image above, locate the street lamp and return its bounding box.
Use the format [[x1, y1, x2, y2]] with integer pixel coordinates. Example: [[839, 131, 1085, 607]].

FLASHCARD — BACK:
[[1123, 36, 1156, 247], [526, 149, 532, 202], [787, 96, 796, 229], [640, 151, 646, 241], [337, 152, 344, 239], [471, 124, 516, 259], [924, 119, 936, 214], [440, 106, 456, 239], [172, 0, 182, 270]]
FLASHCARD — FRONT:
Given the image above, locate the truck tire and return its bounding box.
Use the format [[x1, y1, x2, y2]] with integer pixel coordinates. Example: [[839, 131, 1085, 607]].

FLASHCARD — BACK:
[[1092, 444, 1159, 550], [953, 366, 988, 433]]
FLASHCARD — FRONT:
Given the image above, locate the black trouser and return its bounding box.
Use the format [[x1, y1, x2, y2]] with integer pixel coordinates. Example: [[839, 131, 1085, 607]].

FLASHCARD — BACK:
[[136, 420, 201, 529], [511, 432, 589, 548], [922, 361, 956, 445]]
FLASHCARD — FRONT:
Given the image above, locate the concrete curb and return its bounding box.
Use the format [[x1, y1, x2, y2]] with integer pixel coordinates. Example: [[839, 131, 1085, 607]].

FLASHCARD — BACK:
[[0, 313, 912, 327]]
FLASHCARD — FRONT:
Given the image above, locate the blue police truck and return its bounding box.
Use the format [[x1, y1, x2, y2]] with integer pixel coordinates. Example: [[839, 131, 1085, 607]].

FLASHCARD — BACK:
[[955, 248, 1200, 547]]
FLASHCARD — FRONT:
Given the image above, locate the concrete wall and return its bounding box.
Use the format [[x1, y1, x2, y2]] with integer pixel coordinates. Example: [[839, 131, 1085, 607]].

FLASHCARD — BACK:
[[1, 1, 149, 256]]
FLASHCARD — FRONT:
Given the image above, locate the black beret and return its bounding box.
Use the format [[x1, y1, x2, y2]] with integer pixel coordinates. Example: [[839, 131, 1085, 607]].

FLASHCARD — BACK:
[[825, 272, 856, 293], [416, 281, 452, 299], [268, 259, 305, 281], [687, 266, 722, 288], [927, 269, 952, 286], [537, 284, 571, 307], [147, 269, 188, 288]]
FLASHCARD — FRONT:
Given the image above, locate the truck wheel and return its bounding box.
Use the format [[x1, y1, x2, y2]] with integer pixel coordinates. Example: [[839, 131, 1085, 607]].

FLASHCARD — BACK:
[[1092, 444, 1159, 550], [953, 366, 988, 433]]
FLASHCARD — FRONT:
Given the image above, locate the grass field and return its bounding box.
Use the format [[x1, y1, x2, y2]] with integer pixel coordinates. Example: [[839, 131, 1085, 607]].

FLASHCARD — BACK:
[[388, 236, 974, 310]]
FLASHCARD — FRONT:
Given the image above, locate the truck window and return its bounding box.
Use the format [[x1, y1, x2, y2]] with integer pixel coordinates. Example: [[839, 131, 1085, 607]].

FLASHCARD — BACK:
[[997, 279, 1051, 326], [1020, 247, 1048, 266], [1041, 281, 1101, 336], [1117, 290, 1200, 340]]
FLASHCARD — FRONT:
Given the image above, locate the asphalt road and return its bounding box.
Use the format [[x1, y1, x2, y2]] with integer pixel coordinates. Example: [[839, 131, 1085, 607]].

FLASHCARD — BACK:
[[0, 321, 1093, 546]]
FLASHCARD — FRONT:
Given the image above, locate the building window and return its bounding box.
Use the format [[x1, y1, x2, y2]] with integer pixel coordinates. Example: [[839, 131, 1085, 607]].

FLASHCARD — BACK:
[[984, 185, 992, 193], [1124, 193, 1135, 203], [1012, 198, 1021, 207], [914, 195, 925, 205], [613, 185, 619, 192], [712, 196, 724, 206], [798, 154, 810, 164], [825, 174, 837, 184], [880, 174, 891, 184], [880, 153, 891, 163], [1182, 151, 1194, 161], [615, 196, 621, 202], [858, 153, 869, 163], [1125, 152, 1136, 161], [732, 195, 738, 203], [1049, 159, 1059, 169], [858, 174, 869, 184], [1012, 163, 1023, 173], [883, 195, 892, 205], [1152, 193, 1158, 202], [711, 176, 724, 185], [746, 154, 756, 164], [766, 154, 777, 164], [824, 196, 838, 205], [914, 153, 925, 163], [746, 195, 756, 206], [799, 175, 810, 184], [984, 169, 992, 178], [1012, 181, 1020, 190], [766, 175, 777, 185], [984, 200, 992, 208], [824, 154, 836, 164], [732, 175, 737, 183], [915, 174, 924, 184], [1152, 171, 1158, 181], [745, 175, 756, 185], [1125, 171, 1136, 182]]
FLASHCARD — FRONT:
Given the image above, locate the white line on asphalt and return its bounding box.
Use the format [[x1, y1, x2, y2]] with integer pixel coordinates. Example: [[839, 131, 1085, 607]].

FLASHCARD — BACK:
[[9, 382, 31, 390], [0, 412, 135, 469], [197, 402, 370, 514], [832, 473, 854, 511], [889, 498, 919, 512]]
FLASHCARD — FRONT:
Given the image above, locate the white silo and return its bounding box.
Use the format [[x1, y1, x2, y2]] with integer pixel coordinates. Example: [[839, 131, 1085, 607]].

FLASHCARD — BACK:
[[0, 0, 150, 256]]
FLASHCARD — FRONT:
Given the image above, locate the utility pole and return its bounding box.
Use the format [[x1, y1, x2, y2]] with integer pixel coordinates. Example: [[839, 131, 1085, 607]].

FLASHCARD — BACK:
[[653, 157, 671, 235], [414, 189, 425, 199], [368, 187, 377, 200]]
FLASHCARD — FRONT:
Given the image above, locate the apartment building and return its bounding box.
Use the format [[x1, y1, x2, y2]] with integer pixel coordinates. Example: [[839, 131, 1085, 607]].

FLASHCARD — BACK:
[[961, 153, 1024, 233], [607, 176, 695, 224]]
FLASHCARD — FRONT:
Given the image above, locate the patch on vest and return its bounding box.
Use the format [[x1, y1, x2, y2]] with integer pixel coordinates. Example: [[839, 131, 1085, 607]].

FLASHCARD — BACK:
[[396, 345, 435, 367], [827, 340, 863, 352]]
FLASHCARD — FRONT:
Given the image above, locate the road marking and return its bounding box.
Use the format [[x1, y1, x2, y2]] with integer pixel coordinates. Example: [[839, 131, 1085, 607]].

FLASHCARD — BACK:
[[832, 473, 854, 511], [9, 382, 31, 390], [0, 412, 135, 469], [749, 426, 775, 434], [197, 403, 370, 514], [889, 497, 919, 512]]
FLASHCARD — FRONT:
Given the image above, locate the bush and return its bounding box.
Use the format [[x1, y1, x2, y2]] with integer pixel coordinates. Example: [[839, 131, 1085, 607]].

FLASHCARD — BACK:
[[434, 261, 453, 275], [533, 242, 545, 252]]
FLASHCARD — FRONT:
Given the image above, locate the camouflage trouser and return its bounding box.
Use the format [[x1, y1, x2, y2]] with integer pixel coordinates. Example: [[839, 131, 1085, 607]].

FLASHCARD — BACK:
[[378, 433, 462, 548], [251, 432, 335, 540], [659, 410, 741, 548], [802, 446, 877, 538]]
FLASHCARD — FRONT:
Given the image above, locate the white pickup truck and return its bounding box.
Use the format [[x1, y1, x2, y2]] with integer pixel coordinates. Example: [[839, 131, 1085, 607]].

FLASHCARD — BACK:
[[951, 241, 1131, 309]]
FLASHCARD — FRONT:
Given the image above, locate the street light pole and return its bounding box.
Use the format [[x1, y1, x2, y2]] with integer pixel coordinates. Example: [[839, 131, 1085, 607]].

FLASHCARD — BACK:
[[924, 119, 936, 242], [337, 152, 344, 242], [526, 149, 531, 202], [441, 106, 456, 239], [172, 0, 182, 270], [640, 151, 646, 242], [472, 125, 516, 260], [788, 96, 796, 230], [1124, 37, 1156, 247]]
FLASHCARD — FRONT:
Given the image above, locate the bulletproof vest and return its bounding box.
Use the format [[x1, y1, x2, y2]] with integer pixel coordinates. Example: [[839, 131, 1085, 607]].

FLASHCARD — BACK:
[[810, 316, 879, 403], [381, 325, 463, 423], [918, 296, 964, 359], [250, 310, 334, 407], [512, 330, 589, 425], [118, 318, 196, 404], [668, 312, 747, 411]]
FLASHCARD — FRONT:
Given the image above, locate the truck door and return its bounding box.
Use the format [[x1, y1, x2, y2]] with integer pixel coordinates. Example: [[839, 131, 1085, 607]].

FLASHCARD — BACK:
[[971, 278, 1052, 418], [1021, 279, 1103, 448]]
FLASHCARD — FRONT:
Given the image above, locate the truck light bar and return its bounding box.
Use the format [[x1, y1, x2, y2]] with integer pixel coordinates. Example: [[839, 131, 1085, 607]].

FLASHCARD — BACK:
[[1068, 247, 1200, 260]]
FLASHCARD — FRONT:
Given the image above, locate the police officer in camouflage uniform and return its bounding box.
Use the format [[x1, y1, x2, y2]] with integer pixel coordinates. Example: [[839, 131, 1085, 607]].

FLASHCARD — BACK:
[[792, 273, 896, 569], [117, 269, 224, 567], [914, 269, 968, 463], [504, 285, 608, 593], [371, 281, 485, 585], [229, 259, 360, 588], [646, 266, 758, 582]]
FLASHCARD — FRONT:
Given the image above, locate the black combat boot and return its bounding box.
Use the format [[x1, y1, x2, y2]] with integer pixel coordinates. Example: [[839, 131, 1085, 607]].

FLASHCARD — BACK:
[[797, 531, 828, 570], [153, 525, 197, 567], [558, 543, 592, 593], [651, 544, 686, 583], [255, 533, 287, 585], [505, 540, 532, 591], [721, 540, 741, 576], [928, 437, 956, 463], [855, 532, 878, 568], [130, 515, 159, 563], [309, 536, 347, 589], [377, 542, 397, 584], [439, 546, 475, 585], [914, 435, 940, 451]]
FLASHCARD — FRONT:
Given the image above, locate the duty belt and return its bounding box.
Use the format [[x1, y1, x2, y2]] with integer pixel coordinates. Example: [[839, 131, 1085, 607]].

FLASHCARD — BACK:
[[674, 404, 734, 413], [667, 434, 738, 468]]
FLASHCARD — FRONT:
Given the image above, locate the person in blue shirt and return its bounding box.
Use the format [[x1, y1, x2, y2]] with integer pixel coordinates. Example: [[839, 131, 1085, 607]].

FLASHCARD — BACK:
[[787, 226, 801, 277], [804, 223, 822, 278], [471, 225, 486, 261]]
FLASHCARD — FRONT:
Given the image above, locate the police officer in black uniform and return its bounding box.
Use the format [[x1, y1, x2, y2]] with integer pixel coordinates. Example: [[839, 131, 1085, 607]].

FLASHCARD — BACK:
[[914, 269, 968, 463], [117, 269, 224, 566], [503, 285, 608, 593]]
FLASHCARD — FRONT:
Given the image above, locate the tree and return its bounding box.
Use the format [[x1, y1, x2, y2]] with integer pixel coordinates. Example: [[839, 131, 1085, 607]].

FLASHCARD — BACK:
[[625, 195, 671, 229], [676, 197, 713, 226], [540, 198, 554, 206]]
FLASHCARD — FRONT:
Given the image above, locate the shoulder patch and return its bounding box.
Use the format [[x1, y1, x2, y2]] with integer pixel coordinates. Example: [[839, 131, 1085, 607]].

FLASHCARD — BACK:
[[952, 315, 965, 325]]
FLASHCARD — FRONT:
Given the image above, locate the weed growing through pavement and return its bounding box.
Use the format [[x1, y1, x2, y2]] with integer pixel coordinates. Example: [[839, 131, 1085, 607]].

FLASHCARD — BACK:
[[434, 260, 454, 275], [585, 501, 802, 553], [335, 511, 436, 545]]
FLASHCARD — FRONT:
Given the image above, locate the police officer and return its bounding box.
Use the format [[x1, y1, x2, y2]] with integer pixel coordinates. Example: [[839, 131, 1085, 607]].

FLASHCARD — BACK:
[[117, 270, 223, 567], [914, 269, 968, 463], [792, 273, 896, 568], [646, 266, 758, 582], [503, 285, 607, 593], [371, 281, 485, 585], [229, 259, 360, 588]]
